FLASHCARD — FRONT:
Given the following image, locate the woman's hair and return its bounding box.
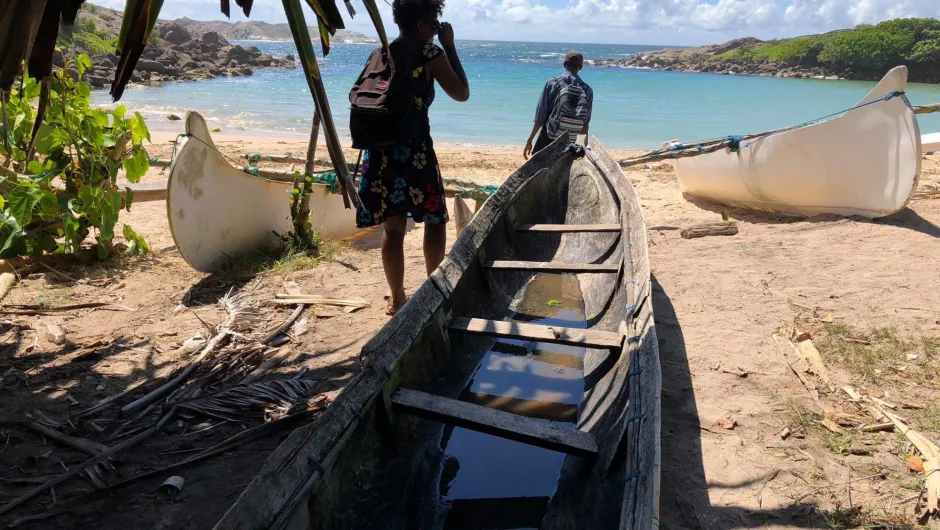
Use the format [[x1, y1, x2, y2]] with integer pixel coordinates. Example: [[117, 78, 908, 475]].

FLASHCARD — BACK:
[[392, 0, 445, 33]]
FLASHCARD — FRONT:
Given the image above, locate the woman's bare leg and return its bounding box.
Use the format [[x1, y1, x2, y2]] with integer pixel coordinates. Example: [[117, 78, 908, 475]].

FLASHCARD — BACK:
[[423, 222, 447, 276], [383, 216, 408, 313]]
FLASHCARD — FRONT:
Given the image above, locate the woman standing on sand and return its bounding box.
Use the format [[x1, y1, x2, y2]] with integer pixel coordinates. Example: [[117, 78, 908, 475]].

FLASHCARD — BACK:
[[355, 0, 470, 316]]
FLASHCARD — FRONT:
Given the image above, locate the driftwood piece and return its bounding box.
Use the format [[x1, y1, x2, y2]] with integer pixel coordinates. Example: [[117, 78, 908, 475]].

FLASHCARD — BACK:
[[26, 422, 109, 456], [271, 295, 369, 309], [680, 221, 739, 239], [0, 272, 16, 302]]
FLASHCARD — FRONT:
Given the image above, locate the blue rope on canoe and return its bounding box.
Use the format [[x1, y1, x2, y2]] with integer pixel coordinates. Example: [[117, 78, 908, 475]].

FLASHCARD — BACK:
[[741, 90, 905, 149], [313, 172, 339, 194]]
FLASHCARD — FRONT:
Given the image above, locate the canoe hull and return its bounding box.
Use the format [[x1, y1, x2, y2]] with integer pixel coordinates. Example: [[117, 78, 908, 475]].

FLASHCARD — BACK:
[[676, 66, 922, 219], [167, 112, 359, 273], [216, 137, 661, 530]]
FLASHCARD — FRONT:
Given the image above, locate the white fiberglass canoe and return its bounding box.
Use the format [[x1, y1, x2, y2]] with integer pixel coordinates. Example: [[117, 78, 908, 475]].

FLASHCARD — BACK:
[[676, 66, 922, 219], [167, 112, 360, 272], [924, 132, 940, 154]]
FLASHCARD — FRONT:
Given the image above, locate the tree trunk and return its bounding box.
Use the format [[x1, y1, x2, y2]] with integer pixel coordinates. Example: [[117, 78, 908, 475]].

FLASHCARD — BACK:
[[290, 109, 320, 242]]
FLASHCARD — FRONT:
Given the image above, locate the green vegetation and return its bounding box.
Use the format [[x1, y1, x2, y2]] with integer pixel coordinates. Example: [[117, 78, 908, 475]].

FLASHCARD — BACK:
[[718, 18, 940, 73], [58, 19, 118, 56], [816, 323, 939, 383], [0, 54, 150, 259]]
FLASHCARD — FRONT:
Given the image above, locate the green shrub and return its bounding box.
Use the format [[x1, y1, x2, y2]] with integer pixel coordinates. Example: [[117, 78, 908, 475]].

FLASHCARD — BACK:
[[714, 18, 940, 71], [0, 54, 151, 257], [58, 18, 117, 56]]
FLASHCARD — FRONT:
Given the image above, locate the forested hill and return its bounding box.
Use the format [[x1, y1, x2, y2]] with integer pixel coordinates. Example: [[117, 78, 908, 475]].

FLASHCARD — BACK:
[[594, 19, 940, 84]]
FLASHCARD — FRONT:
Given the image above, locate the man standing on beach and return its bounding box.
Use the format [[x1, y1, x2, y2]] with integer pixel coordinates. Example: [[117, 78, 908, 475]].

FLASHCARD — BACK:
[[523, 50, 593, 159]]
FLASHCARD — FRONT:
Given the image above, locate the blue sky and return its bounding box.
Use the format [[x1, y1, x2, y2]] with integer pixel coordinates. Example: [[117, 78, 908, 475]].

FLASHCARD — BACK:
[[93, 0, 940, 46]]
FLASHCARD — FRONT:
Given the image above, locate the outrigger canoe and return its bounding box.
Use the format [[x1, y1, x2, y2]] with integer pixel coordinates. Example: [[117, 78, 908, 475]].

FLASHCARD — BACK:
[[677, 66, 922, 219], [216, 137, 662, 529], [167, 112, 360, 272]]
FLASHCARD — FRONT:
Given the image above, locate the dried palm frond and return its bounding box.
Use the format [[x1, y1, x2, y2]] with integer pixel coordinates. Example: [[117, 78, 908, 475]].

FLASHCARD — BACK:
[[111, 0, 165, 101], [175, 378, 321, 422], [220, 0, 254, 18], [218, 288, 265, 336], [303, 0, 345, 55], [0, 0, 46, 93], [914, 184, 940, 200]]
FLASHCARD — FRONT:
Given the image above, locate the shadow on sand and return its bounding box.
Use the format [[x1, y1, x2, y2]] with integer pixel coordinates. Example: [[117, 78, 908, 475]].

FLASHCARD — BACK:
[[684, 194, 940, 239], [652, 274, 877, 529]]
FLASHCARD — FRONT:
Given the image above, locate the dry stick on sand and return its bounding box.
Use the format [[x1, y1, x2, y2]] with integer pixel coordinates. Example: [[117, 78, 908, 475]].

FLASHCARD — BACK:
[[241, 347, 294, 385], [262, 304, 306, 345], [0, 409, 176, 517]]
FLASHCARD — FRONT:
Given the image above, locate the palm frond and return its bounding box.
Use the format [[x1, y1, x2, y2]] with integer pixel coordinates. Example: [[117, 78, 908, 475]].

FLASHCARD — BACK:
[[175, 379, 321, 422], [111, 0, 165, 101], [360, 0, 389, 50], [0, 0, 47, 93], [218, 288, 265, 334]]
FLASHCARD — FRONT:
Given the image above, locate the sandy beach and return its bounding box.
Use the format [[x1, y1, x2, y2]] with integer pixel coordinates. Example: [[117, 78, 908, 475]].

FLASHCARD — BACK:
[[2, 127, 939, 529]]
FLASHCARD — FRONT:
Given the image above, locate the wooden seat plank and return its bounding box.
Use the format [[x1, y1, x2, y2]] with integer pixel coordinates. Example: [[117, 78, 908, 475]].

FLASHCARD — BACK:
[[391, 389, 597, 458], [449, 317, 623, 349], [516, 224, 620, 233], [484, 261, 619, 273]]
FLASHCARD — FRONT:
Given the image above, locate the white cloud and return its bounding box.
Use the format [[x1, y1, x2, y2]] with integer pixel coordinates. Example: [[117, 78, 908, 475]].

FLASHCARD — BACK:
[[89, 0, 940, 45]]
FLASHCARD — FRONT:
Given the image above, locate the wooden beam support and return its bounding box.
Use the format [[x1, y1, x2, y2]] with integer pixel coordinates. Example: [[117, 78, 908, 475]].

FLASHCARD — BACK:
[[484, 261, 620, 273], [449, 317, 623, 349], [516, 224, 620, 233], [391, 389, 597, 458]]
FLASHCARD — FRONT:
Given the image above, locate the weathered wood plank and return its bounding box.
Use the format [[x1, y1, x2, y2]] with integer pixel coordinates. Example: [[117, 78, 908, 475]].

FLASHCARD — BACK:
[[449, 317, 623, 349], [484, 261, 620, 273], [391, 389, 597, 458], [516, 224, 620, 233]]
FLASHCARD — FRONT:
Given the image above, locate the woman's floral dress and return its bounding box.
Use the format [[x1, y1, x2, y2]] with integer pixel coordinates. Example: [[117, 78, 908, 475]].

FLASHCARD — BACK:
[[356, 43, 449, 228]]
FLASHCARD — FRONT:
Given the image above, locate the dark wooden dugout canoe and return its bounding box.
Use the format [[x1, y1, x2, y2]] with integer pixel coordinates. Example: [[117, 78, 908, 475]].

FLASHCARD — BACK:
[[216, 136, 661, 530]]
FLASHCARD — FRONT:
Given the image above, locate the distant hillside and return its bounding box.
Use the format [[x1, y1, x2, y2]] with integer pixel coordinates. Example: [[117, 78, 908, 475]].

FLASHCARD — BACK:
[[173, 18, 375, 44], [59, 4, 375, 88], [595, 18, 940, 84]]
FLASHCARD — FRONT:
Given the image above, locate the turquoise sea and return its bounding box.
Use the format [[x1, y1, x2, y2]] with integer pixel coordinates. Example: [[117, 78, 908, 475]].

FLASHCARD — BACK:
[[92, 40, 940, 148]]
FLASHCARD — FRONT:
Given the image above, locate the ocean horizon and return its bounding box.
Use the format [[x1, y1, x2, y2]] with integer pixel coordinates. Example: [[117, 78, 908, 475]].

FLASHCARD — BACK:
[[91, 39, 940, 149]]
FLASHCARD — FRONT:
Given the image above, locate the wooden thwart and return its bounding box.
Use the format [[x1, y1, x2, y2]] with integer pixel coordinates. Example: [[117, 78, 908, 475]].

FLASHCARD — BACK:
[[391, 389, 597, 458], [484, 261, 620, 273], [449, 317, 623, 349], [516, 224, 620, 233]]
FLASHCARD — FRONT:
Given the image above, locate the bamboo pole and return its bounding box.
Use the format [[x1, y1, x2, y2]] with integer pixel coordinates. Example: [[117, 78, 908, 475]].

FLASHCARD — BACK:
[[282, 0, 357, 209], [291, 109, 321, 240]]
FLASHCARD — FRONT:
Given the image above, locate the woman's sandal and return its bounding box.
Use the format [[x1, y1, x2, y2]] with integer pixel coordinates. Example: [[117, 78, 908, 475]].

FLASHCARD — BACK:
[[386, 296, 409, 316]]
